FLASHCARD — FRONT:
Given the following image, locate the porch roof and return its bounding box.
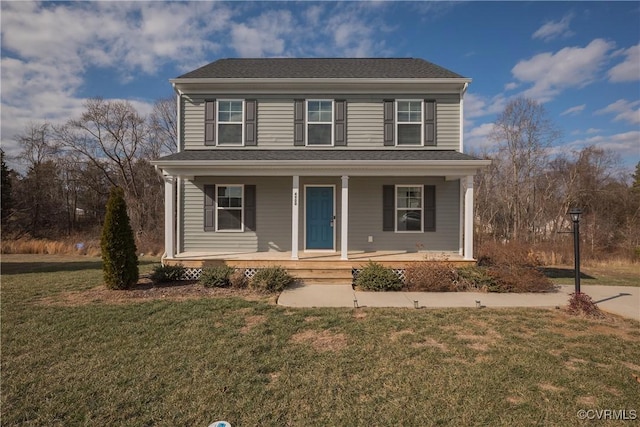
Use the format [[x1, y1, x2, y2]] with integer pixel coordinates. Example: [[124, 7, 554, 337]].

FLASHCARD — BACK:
[[153, 149, 490, 177]]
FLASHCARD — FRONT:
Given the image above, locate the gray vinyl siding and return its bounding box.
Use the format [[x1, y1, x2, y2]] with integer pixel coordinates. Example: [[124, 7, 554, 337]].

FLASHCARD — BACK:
[[180, 175, 460, 254], [180, 94, 460, 150], [182, 96, 206, 150], [181, 177, 291, 252], [257, 101, 294, 147], [348, 177, 460, 251], [347, 102, 384, 147], [434, 94, 460, 150]]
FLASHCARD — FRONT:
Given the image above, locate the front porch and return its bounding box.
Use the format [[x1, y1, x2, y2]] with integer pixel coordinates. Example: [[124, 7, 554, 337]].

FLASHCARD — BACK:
[[164, 250, 476, 285]]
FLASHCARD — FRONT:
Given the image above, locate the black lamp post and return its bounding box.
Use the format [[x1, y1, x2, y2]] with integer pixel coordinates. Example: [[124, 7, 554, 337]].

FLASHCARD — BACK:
[[568, 208, 582, 294]]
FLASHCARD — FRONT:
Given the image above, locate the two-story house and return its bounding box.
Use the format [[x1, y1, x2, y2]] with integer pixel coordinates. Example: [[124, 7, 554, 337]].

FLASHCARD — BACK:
[[152, 58, 490, 281]]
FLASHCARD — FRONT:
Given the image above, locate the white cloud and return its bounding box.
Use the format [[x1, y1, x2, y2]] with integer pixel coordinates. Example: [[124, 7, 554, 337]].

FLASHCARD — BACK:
[[465, 93, 508, 120], [504, 82, 518, 91], [532, 13, 574, 42], [511, 39, 614, 102], [231, 11, 293, 57], [464, 123, 495, 152], [560, 104, 586, 116], [561, 131, 640, 161], [608, 44, 640, 82], [595, 99, 640, 125]]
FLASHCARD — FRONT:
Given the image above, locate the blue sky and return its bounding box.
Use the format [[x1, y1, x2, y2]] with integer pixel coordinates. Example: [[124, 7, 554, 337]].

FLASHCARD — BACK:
[[1, 1, 639, 172]]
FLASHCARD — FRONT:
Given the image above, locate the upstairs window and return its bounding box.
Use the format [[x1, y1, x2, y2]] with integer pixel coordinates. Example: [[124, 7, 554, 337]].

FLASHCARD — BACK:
[[307, 100, 333, 145], [384, 100, 436, 146], [396, 100, 422, 146], [218, 100, 244, 145]]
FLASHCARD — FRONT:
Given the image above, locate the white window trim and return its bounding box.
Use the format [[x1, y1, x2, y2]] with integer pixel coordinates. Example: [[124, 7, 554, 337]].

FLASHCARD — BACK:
[[395, 99, 424, 146], [395, 185, 423, 233], [215, 184, 244, 232], [217, 99, 245, 146], [305, 99, 334, 146]]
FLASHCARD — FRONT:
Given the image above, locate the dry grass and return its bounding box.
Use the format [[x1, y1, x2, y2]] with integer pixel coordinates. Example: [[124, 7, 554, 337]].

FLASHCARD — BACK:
[[2, 254, 640, 426], [1, 236, 164, 256]]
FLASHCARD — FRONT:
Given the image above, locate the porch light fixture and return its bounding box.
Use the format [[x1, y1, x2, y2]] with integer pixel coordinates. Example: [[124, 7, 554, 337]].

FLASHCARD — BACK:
[[568, 208, 582, 294]]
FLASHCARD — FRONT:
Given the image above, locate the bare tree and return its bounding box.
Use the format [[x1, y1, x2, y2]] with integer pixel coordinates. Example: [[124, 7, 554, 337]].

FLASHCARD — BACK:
[[489, 97, 561, 241], [147, 96, 178, 158], [54, 98, 162, 237]]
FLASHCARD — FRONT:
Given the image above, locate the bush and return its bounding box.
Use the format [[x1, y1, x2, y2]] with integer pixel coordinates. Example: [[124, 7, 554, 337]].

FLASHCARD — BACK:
[[477, 241, 542, 268], [567, 292, 604, 318], [101, 187, 138, 290], [485, 265, 554, 293], [229, 269, 248, 288], [150, 264, 185, 283], [355, 261, 403, 291], [200, 265, 236, 288], [456, 266, 496, 291], [405, 262, 458, 292], [250, 266, 294, 293]]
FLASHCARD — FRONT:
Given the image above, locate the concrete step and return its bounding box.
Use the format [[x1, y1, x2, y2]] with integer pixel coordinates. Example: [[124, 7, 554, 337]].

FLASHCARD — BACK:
[[290, 269, 353, 279], [299, 278, 354, 285]]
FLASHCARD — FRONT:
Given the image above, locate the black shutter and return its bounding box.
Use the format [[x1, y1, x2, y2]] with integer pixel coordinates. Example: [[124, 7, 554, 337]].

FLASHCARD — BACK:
[[424, 100, 436, 146], [383, 185, 395, 231], [204, 185, 215, 231], [334, 100, 347, 146], [244, 185, 256, 231], [245, 100, 257, 146], [424, 185, 436, 232], [294, 99, 305, 146], [383, 100, 394, 146], [205, 100, 216, 145]]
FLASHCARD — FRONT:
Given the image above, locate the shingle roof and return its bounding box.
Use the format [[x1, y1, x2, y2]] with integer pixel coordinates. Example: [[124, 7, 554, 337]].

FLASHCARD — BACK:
[[156, 150, 481, 162], [176, 58, 465, 79]]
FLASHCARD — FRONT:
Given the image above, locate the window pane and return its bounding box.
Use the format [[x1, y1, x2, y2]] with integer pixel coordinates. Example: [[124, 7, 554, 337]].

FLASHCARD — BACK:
[[398, 124, 421, 145], [218, 209, 242, 230], [219, 101, 242, 122], [397, 210, 422, 231], [308, 124, 331, 145], [308, 101, 332, 123], [397, 101, 421, 123], [218, 124, 242, 144]]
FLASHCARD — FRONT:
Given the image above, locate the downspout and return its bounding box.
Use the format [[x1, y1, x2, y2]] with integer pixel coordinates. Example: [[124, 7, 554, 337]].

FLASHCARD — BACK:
[[459, 82, 468, 255], [459, 82, 468, 153], [172, 82, 182, 153], [171, 82, 183, 255]]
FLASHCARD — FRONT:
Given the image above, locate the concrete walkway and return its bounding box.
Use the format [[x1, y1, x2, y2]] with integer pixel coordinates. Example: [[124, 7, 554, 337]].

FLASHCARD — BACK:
[[278, 284, 640, 321]]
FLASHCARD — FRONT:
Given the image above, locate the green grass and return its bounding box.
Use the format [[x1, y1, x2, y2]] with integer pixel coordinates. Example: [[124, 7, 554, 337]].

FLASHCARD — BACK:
[[545, 264, 640, 287], [2, 255, 639, 426]]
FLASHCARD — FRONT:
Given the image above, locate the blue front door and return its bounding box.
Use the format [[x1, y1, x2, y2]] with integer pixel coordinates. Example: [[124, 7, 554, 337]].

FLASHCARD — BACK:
[[306, 187, 334, 250]]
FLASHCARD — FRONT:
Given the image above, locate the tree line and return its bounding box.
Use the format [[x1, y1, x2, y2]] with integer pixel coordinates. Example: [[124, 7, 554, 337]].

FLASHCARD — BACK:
[[1, 96, 638, 260], [1, 97, 176, 250], [474, 97, 640, 260]]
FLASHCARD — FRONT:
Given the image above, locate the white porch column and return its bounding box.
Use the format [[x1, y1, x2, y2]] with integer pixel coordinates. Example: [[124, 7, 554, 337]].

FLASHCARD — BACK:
[[163, 174, 176, 260], [291, 175, 300, 260], [464, 175, 474, 260], [341, 175, 349, 260]]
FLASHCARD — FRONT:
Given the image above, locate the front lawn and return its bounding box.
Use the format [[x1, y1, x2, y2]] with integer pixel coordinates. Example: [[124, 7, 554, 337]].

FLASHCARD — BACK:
[[2, 255, 639, 426], [545, 264, 640, 287]]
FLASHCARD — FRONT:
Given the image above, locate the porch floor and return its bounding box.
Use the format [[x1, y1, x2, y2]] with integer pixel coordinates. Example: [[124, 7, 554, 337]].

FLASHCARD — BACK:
[[165, 250, 474, 268]]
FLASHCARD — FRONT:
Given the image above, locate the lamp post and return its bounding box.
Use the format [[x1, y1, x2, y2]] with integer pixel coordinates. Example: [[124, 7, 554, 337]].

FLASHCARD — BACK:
[[568, 208, 582, 294]]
